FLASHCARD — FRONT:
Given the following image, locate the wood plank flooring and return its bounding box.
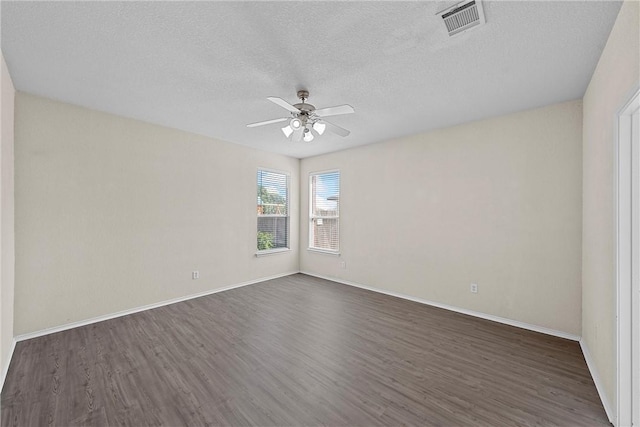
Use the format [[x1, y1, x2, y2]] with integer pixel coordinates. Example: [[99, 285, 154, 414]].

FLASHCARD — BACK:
[[2, 274, 609, 426]]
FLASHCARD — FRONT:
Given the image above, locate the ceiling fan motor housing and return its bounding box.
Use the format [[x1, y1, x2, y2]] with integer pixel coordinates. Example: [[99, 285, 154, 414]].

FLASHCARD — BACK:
[[294, 89, 315, 121], [292, 105, 316, 128], [293, 103, 315, 115]]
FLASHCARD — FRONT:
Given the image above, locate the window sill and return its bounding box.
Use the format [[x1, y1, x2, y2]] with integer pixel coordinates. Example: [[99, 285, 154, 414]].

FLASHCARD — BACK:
[[255, 248, 291, 257], [307, 248, 341, 256]]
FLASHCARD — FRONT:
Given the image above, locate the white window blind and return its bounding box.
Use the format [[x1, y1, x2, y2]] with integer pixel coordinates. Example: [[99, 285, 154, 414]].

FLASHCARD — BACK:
[[309, 171, 340, 252], [257, 169, 289, 251]]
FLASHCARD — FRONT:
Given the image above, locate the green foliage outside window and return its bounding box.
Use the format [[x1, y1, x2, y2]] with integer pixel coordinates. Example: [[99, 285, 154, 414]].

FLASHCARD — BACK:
[[257, 231, 275, 251], [257, 170, 288, 251], [258, 185, 287, 215]]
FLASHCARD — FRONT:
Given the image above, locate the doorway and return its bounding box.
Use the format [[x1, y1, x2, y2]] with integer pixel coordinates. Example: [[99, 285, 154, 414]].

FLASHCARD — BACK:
[[617, 88, 639, 427]]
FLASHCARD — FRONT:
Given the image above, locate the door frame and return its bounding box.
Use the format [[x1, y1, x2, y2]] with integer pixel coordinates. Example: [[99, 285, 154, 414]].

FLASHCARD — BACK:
[[616, 87, 640, 427]]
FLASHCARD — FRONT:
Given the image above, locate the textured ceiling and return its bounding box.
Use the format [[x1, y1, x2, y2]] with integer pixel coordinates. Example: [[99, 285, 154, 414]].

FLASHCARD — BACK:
[[1, 1, 622, 158]]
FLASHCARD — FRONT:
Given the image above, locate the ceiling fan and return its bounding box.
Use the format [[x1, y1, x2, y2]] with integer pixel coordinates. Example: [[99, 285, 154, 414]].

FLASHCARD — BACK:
[[247, 90, 355, 142]]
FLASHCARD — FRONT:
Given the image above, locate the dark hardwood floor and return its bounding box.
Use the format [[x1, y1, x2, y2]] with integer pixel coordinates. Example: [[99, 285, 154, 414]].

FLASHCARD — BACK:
[[2, 274, 609, 426]]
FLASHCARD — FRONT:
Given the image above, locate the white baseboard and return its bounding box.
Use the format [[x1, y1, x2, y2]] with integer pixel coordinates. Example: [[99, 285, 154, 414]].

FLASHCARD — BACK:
[[301, 271, 581, 342], [1, 338, 16, 393], [306, 272, 619, 423], [580, 339, 615, 425], [15, 271, 298, 342], [8, 270, 613, 424]]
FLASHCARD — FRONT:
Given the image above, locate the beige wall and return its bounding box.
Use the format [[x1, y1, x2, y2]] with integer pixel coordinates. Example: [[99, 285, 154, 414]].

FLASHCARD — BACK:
[[582, 0, 639, 415], [1, 53, 16, 382], [301, 100, 583, 335], [14, 93, 299, 335], [7, 3, 637, 409]]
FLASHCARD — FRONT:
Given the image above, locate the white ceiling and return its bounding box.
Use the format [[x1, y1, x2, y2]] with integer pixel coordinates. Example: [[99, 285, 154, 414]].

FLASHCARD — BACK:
[[1, 1, 622, 159]]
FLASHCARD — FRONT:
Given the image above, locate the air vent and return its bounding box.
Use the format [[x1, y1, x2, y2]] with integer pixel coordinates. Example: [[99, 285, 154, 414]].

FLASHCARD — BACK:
[[437, 0, 486, 37]]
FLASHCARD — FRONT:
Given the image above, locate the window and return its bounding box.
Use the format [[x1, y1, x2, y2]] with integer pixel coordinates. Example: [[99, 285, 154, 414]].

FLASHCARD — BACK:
[[309, 170, 340, 252], [257, 169, 289, 252]]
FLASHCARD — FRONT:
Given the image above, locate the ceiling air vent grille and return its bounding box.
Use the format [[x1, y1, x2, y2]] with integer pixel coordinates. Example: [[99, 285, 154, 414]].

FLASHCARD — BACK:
[[437, 0, 486, 37]]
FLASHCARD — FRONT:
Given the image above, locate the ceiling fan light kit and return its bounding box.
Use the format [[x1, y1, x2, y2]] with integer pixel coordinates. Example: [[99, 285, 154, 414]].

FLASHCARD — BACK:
[[290, 117, 303, 130], [313, 122, 326, 135], [281, 125, 293, 138], [247, 90, 354, 143], [303, 129, 314, 142]]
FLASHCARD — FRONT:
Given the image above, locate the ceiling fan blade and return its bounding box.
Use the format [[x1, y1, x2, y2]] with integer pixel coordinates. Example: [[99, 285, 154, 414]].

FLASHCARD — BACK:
[[267, 97, 301, 113], [314, 104, 355, 118], [291, 127, 304, 142], [322, 120, 351, 137], [246, 117, 288, 128]]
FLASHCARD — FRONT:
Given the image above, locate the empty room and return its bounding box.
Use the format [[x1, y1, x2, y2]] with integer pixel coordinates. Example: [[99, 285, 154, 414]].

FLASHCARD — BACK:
[[1, 0, 639, 426]]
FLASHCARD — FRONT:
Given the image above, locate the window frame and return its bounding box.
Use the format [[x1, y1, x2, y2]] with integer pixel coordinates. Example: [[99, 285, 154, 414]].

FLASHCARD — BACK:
[[308, 169, 340, 255], [256, 167, 290, 256]]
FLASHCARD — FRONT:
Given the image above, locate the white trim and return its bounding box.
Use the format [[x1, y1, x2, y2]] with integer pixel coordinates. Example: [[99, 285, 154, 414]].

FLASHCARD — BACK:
[[257, 166, 291, 177], [301, 271, 581, 341], [15, 271, 298, 342], [581, 339, 615, 424], [616, 87, 640, 427], [1, 338, 16, 393], [257, 167, 291, 252], [255, 248, 291, 257], [308, 169, 340, 254], [633, 107, 640, 427], [308, 168, 340, 176], [9, 269, 616, 422], [306, 248, 341, 256]]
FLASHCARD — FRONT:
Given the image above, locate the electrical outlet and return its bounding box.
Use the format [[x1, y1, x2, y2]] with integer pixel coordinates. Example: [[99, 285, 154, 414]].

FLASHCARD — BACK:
[[192, 271, 200, 280], [340, 261, 346, 269], [470, 283, 478, 293]]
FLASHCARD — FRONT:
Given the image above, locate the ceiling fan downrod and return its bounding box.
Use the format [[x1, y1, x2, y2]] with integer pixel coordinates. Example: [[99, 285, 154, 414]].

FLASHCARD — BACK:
[[297, 90, 309, 103]]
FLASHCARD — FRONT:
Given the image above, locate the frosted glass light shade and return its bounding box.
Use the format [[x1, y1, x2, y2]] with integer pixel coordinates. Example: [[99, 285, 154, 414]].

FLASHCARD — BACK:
[[290, 118, 302, 130], [313, 122, 326, 135], [303, 131, 314, 142], [281, 125, 293, 138]]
